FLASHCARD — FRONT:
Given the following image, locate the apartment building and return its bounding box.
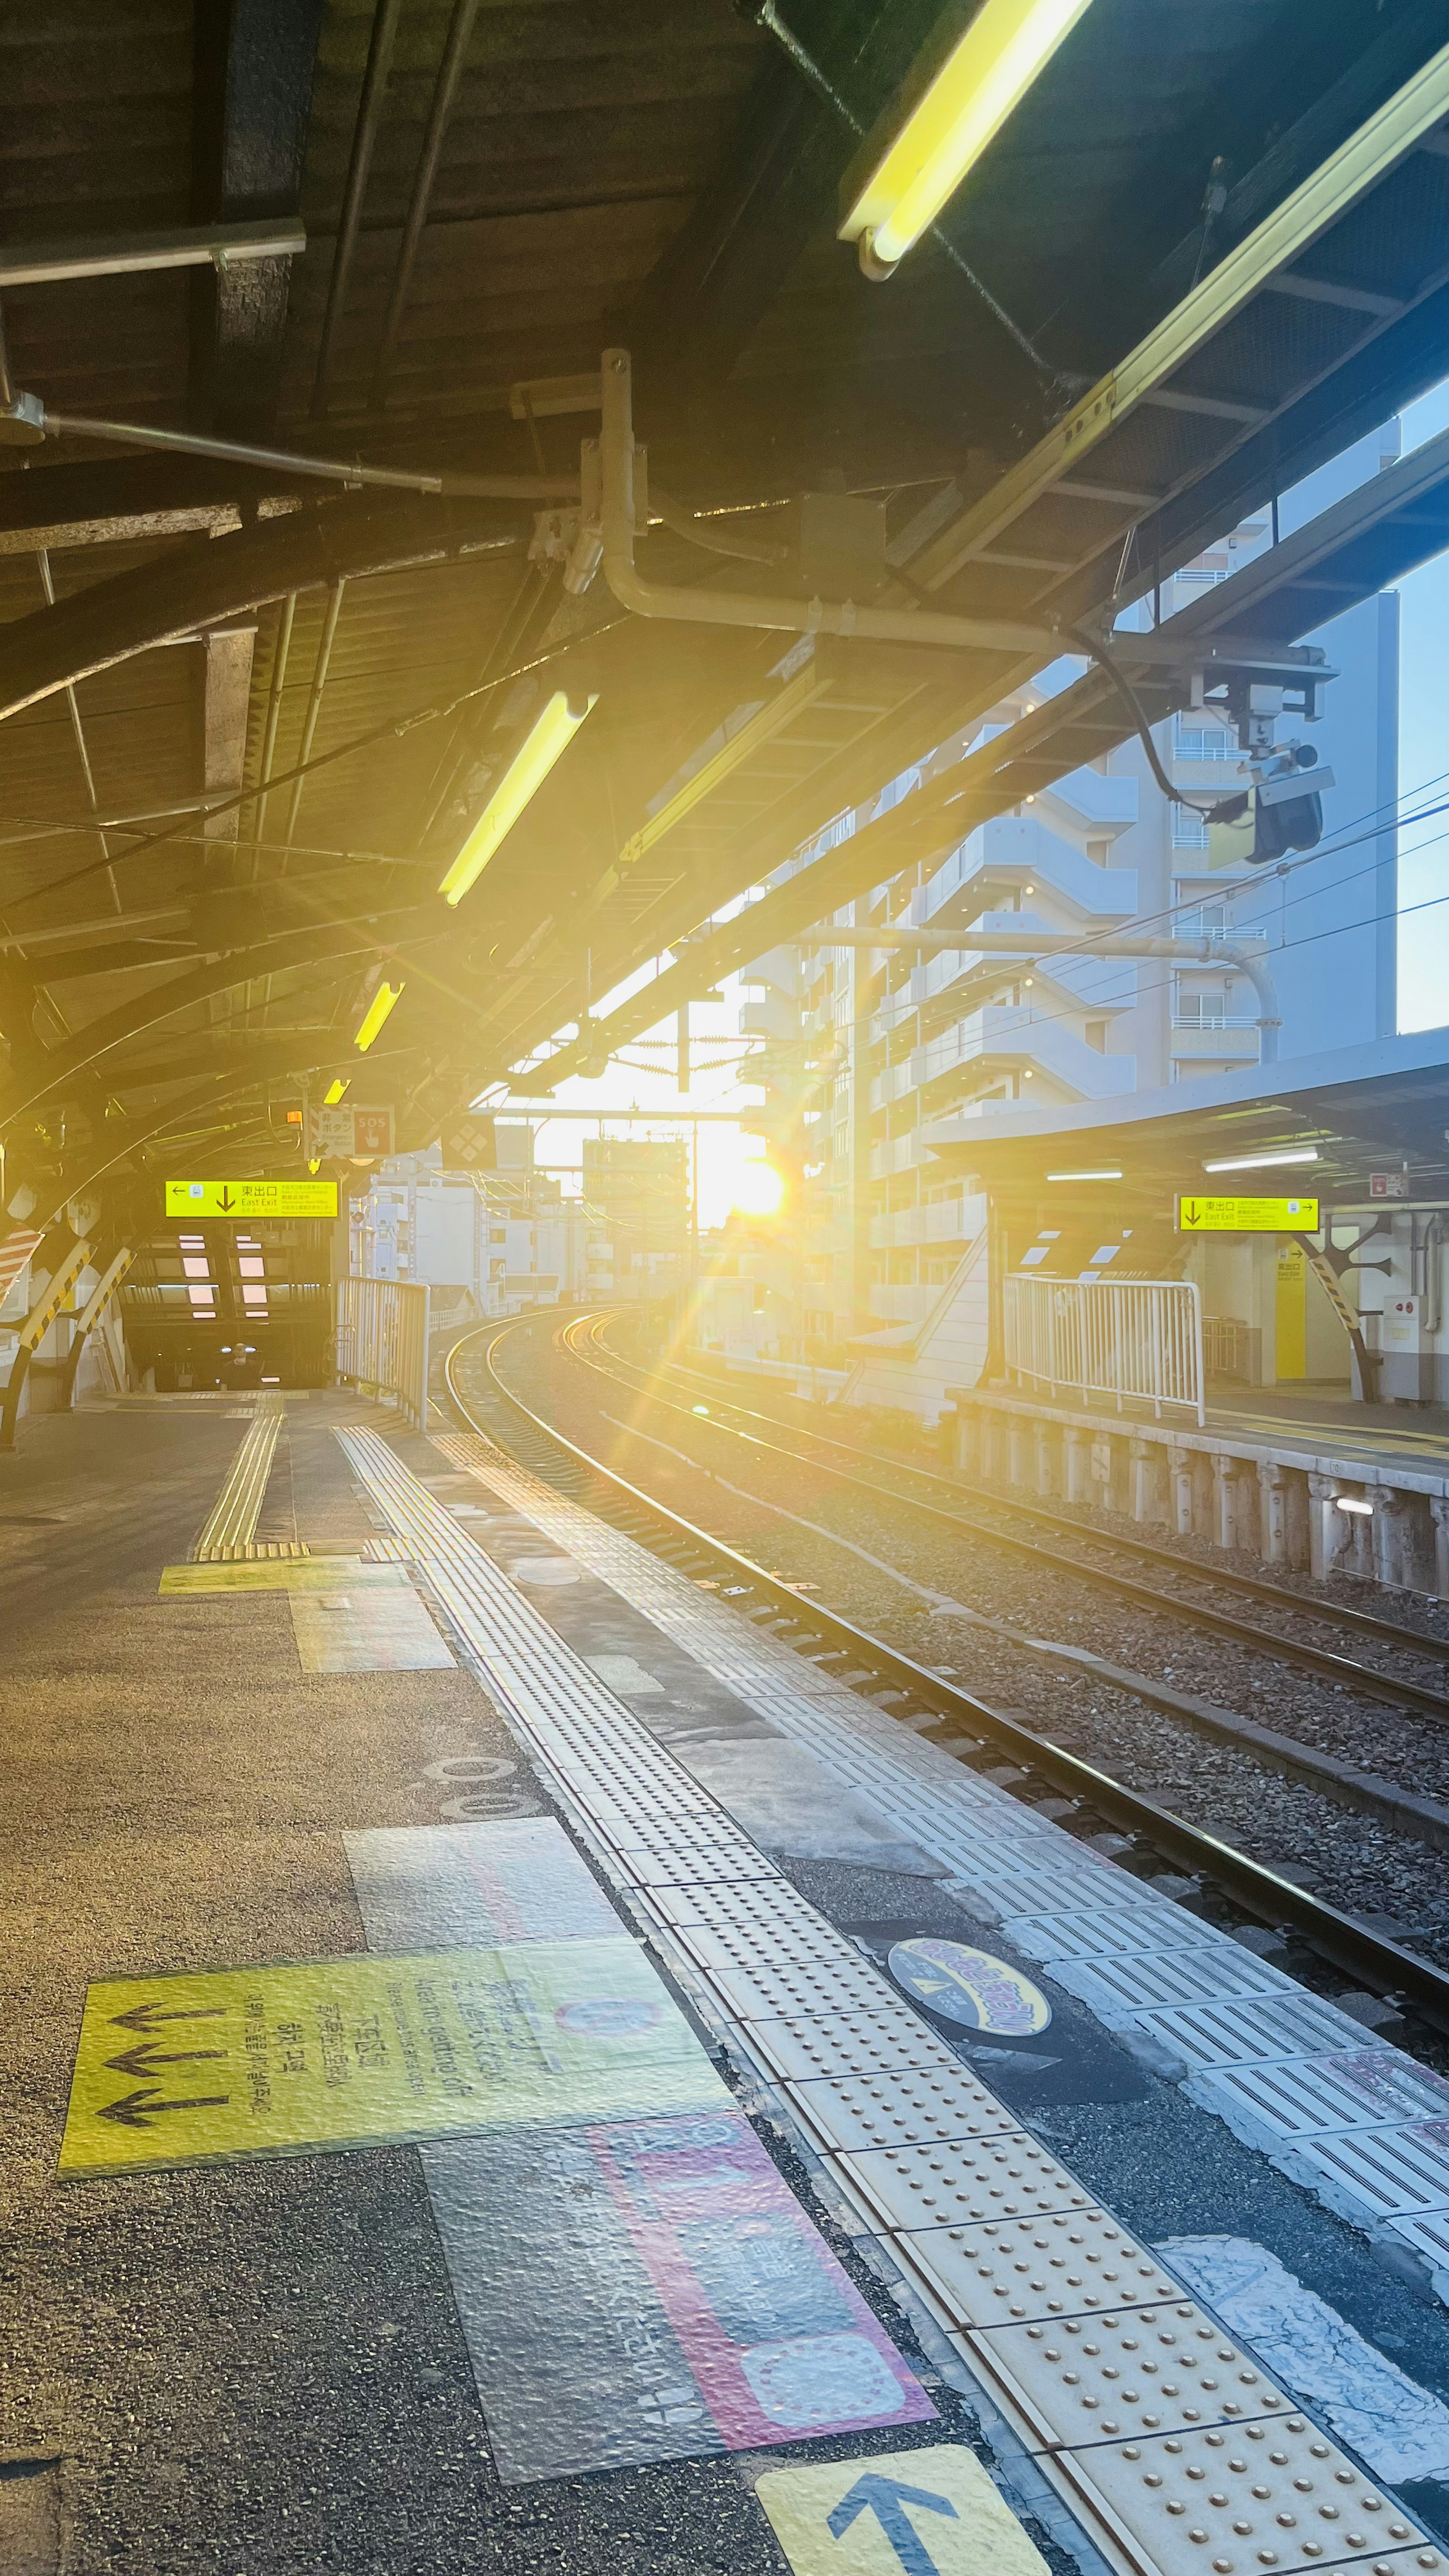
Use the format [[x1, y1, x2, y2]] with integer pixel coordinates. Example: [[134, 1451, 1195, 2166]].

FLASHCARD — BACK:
[[721, 428, 1400, 1392]]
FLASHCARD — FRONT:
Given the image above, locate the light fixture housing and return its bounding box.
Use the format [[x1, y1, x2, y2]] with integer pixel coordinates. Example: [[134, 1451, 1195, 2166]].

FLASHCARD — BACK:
[[839, 0, 1096, 277], [1202, 1146, 1320, 1173], [437, 688, 597, 907], [1045, 1167, 1123, 1182], [353, 980, 403, 1052]]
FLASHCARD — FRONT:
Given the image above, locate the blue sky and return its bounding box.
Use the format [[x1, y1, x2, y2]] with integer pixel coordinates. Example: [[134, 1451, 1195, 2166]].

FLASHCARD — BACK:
[[1391, 377, 1449, 1031]]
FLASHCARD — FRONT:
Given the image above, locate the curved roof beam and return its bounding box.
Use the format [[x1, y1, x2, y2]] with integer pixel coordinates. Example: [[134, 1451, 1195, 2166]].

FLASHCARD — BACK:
[[0, 910, 441, 1131], [0, 492, 523, 726]]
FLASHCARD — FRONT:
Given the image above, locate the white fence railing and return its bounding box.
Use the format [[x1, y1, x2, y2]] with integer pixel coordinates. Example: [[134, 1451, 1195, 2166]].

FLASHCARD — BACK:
[[1004, 1274, 1204, 1423], [335, 1277, 431, 1428]]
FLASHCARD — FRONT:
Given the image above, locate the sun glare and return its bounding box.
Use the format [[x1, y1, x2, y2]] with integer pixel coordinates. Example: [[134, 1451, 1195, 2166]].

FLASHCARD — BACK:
[[730, 1160, 786, 1219]]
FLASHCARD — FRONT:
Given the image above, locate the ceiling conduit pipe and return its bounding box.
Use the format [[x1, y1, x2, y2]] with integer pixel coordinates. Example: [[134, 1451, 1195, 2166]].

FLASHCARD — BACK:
[[598, 345, 1064, 662], [311, 0, 405, 419], [370, 0, 481, 412]]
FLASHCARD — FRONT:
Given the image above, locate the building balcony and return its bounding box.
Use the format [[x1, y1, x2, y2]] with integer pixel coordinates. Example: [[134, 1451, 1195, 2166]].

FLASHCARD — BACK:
[[868, 1193, 984, 1251], [868, 1284, 942, 1327], [922, 827, 1138, 937], [869, 1130, 945, 1180], [1169, 1021, 1262, 1062]]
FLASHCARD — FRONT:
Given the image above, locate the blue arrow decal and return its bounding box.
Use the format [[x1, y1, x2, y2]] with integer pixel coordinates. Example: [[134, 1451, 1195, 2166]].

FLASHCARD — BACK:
[[827, 2471, 959, 2576]]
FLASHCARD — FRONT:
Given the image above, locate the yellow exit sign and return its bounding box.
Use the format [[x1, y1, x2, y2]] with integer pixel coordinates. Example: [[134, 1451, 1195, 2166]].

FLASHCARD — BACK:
[[165, 1178, 339, 1220], [1177, 1193, 1319, 1233]]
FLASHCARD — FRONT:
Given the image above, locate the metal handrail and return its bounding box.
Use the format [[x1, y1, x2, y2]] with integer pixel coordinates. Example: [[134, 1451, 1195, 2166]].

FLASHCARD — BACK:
[[1005, 1272, 1205, 1424]]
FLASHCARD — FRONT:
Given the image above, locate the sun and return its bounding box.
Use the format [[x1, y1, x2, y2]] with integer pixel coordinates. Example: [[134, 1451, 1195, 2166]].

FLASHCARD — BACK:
[[730, 1160, 786, 1219]]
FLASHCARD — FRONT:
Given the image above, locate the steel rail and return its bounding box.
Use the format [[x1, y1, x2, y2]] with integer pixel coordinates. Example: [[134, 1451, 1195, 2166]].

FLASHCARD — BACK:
[[604, 1318, 1449, 1673], [445, 1315, 1449, 2039], [560, 1316, 1449, 1727]]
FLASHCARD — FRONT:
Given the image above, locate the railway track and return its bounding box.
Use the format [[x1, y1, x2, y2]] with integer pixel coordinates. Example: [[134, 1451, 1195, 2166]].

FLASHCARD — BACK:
[[572, 1311, 1449, 1722], [444, 1313, 1449, 2047]]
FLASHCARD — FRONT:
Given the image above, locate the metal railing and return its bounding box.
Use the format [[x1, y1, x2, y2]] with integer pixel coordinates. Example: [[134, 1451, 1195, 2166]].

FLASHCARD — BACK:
[[335, 1276, 431, 1428], [1004, 1274, 1205, 1423]]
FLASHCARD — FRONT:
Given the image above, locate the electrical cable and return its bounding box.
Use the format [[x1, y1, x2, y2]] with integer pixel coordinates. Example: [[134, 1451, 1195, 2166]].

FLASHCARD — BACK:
[[1063, 623, 1248, 823]]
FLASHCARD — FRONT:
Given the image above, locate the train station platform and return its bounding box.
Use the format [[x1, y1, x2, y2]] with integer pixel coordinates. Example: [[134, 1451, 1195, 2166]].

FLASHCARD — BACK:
[[8, 1380, 1449, 2575], [948, 1380, 1449, 1596]]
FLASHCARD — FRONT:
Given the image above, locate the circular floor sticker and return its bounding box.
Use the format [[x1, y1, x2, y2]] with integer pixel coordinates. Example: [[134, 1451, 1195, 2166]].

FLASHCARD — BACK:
[[887, 1937, 1052, 2035]]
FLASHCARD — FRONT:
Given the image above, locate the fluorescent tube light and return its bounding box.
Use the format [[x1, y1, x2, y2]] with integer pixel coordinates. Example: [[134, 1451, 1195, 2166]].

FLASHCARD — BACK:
[[437, 689, 597, 907], [323, 1077, 350, 1106], [1045, 1166, 1123, 1182], [1202, 1147, 1320, 1173], [839, 0, 1096, 276], [1335, 1495, 1373, 1516], [353, 981, 403, 1052]]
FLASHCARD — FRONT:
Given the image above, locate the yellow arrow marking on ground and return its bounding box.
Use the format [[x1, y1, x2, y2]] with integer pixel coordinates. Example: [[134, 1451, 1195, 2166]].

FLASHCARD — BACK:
[[754, 2448, 1049, 2576]]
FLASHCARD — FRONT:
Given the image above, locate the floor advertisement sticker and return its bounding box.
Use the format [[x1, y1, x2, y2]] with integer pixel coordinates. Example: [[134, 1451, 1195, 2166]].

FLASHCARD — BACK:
[[346, 1818, 623, 1951], [424, 2108, 934, 2482], [58, 1941, 726, 2176]]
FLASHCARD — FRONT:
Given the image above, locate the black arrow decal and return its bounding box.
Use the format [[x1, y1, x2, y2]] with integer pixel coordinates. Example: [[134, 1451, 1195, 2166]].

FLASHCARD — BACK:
[[217, 1187, 235, 1211], [109, 2002, 228, 2033], [97, 2087, 231, 2129], [104, 2041, 228, 2079]]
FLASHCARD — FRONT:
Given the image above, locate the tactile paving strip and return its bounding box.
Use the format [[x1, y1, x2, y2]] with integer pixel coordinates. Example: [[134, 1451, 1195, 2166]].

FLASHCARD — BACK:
[[1289, 2124, 1449, 2221], [1129, 1998, 1396, 2075], [641, 1875, 854, 1976], [737, 2007, 974, 2087], [1192, 2051, 1449, 2144], [705, 1949, 899, 2024], [1045, 1948, 1300, 2021], [340, 1427, 1440, 2576], [833, 2135, 1094, 2237], [1054, 2415, 1437, 2575], [962, 2303, 1289, 2456], [900, 2211, 1183, 2331], [1003, 1910, 1242, 1964], [783, 2065, 1020, 2155]]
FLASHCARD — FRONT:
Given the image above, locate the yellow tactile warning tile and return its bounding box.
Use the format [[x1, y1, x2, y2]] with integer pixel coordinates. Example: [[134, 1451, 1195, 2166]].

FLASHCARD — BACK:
[[158, 1555, 409, 1595], [960, 2301, 1290, 2456], [900, 2211, 1181, 2331], [192, 1411, 283, 1560], [754, 2445, 1049, 2576], [1055, 2414, 1441, 2574], [288, 1583, 454, 1673], [834, 2136, 1094, 2236], [57, 1942, 726, 2178], [782, 2066, 1019, 2156]]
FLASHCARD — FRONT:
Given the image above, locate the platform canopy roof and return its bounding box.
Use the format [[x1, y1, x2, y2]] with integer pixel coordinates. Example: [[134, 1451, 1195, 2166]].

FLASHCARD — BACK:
[[924, 1024, 1449, 1204], [9, 0, 1449, 1242]]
